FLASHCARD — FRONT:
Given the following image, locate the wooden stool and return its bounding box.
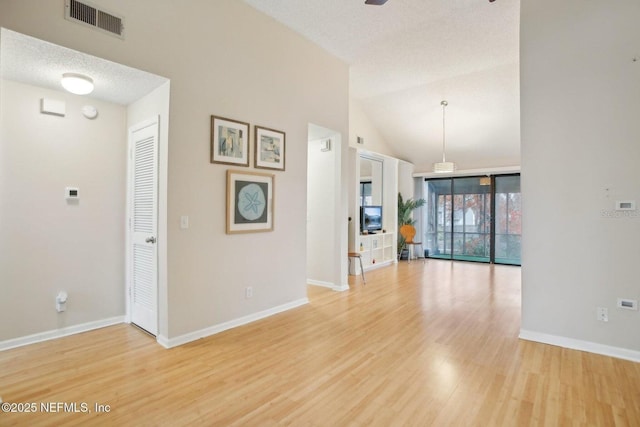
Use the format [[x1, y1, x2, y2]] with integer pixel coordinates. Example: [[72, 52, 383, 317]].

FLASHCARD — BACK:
[[347, 252, 366, 284]]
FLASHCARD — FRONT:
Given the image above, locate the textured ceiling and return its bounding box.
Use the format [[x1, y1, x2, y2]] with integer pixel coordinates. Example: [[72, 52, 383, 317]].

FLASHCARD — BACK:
[[244, 0, 521, 173], [1, 2, 520, 172], [0, 28, 167, 106]]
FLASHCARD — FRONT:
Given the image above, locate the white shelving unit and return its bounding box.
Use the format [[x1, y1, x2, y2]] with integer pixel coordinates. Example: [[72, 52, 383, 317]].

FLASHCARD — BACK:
[[357, 231, 395, 271]]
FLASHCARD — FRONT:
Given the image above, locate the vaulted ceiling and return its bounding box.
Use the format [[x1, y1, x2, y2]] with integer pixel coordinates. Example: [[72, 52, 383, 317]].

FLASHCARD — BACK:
[[244, 0, 521, 173]]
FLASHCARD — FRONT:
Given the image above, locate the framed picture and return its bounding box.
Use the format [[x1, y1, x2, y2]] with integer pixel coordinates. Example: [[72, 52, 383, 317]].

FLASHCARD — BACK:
[[226, 169, 274, 234], [255, 126, 285, 171], [211, 115, 250, 166]]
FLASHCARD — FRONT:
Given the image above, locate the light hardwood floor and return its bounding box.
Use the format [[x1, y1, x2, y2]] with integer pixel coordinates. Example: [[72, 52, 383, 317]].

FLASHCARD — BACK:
[[1, 260, 639, 426]]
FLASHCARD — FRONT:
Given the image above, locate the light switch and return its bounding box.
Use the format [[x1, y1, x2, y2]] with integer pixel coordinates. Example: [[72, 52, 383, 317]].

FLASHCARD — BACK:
[[180, 215, 189, 229]]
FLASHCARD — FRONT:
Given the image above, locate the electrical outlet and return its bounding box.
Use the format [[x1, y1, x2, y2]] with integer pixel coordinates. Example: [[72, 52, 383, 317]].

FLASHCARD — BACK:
[[597, 307, 608, 322], [56, 291, 68, 313], [245, 287, 253, 299]]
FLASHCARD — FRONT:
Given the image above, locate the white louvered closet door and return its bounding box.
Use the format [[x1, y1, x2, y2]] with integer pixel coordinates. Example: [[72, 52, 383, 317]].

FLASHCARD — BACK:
[[129, 119, 159, 336]]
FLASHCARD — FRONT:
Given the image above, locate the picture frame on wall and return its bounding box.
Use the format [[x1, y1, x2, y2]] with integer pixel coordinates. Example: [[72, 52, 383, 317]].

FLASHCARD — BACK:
[[255, 126, 285, 171], [226, 169, 274, 234], [211, 115, 250, 166]]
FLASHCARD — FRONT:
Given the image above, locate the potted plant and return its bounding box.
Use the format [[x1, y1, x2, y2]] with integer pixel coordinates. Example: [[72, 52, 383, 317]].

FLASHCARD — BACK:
[[397, 193, 426, 260]]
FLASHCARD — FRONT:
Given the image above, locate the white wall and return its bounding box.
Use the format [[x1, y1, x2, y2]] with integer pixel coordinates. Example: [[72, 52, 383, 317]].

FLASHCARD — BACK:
[[349, 98, 398, 157], [397, 161, 415, 201], [382, 156, 398, 235], [520, 0, 640, 358], [0, 80, 126, 341], [0, 0, 350, 342]]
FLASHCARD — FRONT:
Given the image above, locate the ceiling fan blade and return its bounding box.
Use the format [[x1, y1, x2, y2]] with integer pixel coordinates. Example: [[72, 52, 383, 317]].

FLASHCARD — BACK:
[[365, 0, 389, 5]]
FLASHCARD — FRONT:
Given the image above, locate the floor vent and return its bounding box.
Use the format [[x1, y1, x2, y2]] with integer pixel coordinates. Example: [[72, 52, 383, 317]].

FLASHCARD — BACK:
[[64, 0, 125, 39]]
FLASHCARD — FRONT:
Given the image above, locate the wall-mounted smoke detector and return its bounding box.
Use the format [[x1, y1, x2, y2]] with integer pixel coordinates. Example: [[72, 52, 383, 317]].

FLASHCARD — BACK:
[[64, 0, 125, 39]]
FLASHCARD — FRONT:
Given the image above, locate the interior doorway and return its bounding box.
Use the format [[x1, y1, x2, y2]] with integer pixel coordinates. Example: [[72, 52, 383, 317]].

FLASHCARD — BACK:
[[306, 124, 347, 291]]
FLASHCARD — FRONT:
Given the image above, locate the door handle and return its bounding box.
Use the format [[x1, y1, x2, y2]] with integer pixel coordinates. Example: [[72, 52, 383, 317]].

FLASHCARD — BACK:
[[145, 236, 157, 244]]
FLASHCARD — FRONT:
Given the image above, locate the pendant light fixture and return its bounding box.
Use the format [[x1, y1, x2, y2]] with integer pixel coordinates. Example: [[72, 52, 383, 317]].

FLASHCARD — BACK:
[[479, 176, 491, 186], [433, 100, 456, 173]]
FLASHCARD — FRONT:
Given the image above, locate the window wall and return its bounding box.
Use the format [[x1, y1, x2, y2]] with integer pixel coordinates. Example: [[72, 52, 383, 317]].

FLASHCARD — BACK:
[[424, 174, 520, 265], [494, 175, 521, 265]]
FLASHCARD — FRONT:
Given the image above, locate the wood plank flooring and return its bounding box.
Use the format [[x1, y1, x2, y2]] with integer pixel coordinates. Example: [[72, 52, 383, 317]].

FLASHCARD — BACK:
[[1, 260, 639, 426]]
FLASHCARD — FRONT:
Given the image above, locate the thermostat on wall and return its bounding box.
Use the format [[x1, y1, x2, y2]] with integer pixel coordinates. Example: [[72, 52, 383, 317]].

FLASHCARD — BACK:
[[65, 187, 79, 200]]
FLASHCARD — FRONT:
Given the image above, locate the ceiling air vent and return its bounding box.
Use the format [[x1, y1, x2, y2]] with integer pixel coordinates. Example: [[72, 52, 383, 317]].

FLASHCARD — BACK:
[[64, 0, 125, 39]]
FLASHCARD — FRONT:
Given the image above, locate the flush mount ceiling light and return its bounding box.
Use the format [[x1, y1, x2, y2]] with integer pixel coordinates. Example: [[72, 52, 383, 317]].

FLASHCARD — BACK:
[[433, 100, 456, 173], [61, 73, 94, 95]]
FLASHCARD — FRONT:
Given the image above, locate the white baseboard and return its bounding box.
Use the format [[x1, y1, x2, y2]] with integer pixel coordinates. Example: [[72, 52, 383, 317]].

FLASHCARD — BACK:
[[0, 316, 125, 352], [333, 284, 350, 292], [160, 298, 309, 349], [363, 259, 394, 272], [156, 334, 171, 348], [307, 279, 349, 292], [519, 329, 640, 363], [307, 279, 334, 288]]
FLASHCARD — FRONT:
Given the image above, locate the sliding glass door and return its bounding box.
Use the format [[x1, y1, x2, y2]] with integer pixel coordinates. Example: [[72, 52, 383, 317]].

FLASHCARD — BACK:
[[425, 179, 452, 259], [423, 174, 520, 265], [494, 175, 521, 265], [452, 177, 492, 262]]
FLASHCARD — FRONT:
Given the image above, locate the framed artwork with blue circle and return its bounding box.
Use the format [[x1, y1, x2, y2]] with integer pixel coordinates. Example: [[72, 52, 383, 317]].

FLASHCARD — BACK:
[[226, 169, 274, 233]]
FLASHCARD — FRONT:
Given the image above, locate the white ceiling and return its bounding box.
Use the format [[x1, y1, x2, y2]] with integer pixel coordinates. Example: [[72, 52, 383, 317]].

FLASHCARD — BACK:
[[244, 0, 521, 173], [0, 28, 167, 106], [1, 1, 520, 172]]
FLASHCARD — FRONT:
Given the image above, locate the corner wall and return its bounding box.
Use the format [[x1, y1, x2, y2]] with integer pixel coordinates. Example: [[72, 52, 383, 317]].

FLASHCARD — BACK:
[[520, 0, 640, 359], [0, 80, 127, 342], [349, 98, 398, 157]]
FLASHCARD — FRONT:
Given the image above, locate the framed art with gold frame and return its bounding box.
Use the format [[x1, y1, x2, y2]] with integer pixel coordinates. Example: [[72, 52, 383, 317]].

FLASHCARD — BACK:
[[226, 169, 274, 234]]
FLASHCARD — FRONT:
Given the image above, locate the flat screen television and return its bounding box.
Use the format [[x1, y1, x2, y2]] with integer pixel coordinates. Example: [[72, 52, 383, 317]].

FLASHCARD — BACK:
[[360, 205, 383, 233]]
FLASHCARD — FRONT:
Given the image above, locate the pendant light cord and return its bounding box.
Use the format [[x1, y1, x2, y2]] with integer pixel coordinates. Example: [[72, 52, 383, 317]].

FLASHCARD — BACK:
[[441, 100, 448, 162]]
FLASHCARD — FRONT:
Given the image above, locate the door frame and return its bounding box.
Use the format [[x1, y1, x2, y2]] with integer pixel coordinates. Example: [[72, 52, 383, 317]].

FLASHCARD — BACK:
[[423, 173, 521, 265]]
